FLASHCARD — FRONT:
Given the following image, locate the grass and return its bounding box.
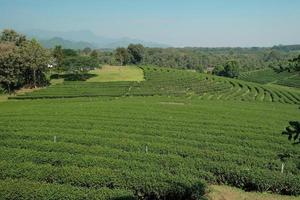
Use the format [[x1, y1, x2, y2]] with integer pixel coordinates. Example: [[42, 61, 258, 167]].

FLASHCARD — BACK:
[[207, 185, 300, 200], [0, 95, 7, 102], [0, 87, 42, 102], [86, 65, 144, 82], [50, 78, 64, 85]]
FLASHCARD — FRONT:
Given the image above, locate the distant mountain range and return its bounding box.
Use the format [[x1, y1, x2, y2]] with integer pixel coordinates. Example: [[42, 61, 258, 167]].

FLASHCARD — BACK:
[[21, 29, 170, 49]]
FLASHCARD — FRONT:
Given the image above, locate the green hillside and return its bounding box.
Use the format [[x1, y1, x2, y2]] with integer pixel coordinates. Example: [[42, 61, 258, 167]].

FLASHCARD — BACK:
[[239, 68, 300, 88], [12, 66, 300, 105], [2, 66, 300, 199]]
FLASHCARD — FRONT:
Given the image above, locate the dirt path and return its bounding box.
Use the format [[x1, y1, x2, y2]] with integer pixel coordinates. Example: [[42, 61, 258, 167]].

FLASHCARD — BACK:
[[207, 185, 299, 200]]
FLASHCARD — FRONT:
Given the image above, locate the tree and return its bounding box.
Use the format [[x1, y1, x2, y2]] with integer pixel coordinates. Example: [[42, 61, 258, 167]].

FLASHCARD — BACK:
[[82, 47, 92, 55], [0, 42, 21, 93], [223, 60, 240, 78], [264, 50, 282, 62], [289, 55, 300, 72], [18, 39, 51, 87], [62, 56, 99, 73], [90, 50, 99, 59], [212, 65, 225, 76], [52, 45, 64, 68], [115, 47, 130, 66], [282, 121, 300, 144], [62, 49, 78, 57], [127, 44, 144, 64], [0, 29, 26, 46]]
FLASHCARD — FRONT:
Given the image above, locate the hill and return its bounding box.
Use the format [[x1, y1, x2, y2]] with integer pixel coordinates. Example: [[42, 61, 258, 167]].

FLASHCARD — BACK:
[[23, 29, 170, 49], [39, 37, 97, 49]]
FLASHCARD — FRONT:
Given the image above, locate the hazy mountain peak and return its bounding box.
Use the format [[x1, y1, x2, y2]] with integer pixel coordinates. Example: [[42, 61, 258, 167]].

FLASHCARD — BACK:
[[21, 29, 170, 49]]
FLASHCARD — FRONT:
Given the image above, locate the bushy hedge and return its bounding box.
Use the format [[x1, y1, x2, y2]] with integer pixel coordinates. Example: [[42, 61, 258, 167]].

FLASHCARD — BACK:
[[206, 163, 300, 195], [0, 178, 135, 200]]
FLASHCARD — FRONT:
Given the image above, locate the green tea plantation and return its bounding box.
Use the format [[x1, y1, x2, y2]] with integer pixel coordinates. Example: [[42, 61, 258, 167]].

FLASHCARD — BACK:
[[1, 66, 300, 200]]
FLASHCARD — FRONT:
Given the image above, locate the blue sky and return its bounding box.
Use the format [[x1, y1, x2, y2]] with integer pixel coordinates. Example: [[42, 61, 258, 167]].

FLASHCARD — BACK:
[[0, 0, 299, 47]]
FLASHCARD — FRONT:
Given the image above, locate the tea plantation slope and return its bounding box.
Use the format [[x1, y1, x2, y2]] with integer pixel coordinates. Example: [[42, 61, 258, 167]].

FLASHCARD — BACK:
[[0, 97, 299, 199], [239, 68, 300, 88], [10, 66, 300, 105]]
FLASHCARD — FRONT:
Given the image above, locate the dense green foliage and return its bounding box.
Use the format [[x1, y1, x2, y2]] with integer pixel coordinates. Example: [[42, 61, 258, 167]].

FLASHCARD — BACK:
[[0, 29, 51, 92], [0, 179, 134, 200], [212, 60, 240, 78], [97, 45, 300, 72], [52, 46, 100, 73], [282, 121, 300, 144], [115, 47, 130, 66]]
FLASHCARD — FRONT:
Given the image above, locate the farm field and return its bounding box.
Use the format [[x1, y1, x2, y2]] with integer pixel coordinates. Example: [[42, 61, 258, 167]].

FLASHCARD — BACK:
[[1, 66, 300, 199], [11, 66, 300, 105], [1, 96, 300, 199], [239, 68, 300, 88], [87, 65, 145, 82]]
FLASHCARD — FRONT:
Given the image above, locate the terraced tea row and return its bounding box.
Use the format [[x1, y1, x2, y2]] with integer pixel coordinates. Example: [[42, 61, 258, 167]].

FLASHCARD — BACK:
[[0, 97, 299, 198], [10, 67, 228, 99], [239, 68, 300, 88], [10, 66, 300, 105], [200, 79, 300, 104]]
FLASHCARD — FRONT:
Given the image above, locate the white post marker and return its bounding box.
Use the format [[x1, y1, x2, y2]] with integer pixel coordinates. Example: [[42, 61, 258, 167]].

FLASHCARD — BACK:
[[54, 136, 57, 143], [145, 145, 148, 153], [281, 162, 285, 173]]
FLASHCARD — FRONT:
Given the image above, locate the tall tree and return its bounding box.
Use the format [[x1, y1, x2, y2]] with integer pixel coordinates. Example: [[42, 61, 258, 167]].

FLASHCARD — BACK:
[[115, 47, 130, 66], [127, 44, 145, 64], [0, 42, 21, 93], [18, 39, 51, 87], [223, 60, 240, 78], [52, 45, 64, 68]]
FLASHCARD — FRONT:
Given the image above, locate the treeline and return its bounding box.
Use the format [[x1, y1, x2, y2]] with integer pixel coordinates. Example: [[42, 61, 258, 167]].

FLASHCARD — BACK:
[[95, 45, 300, 73], [275, 54, 300, 72]]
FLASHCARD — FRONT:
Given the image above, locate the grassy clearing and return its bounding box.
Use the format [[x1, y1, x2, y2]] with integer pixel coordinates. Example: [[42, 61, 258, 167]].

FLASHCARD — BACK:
[[87, 65, 144, 82], [50, 78, 64, 85], [0, 95, 8, 102], [207, 185, 300, 200]]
